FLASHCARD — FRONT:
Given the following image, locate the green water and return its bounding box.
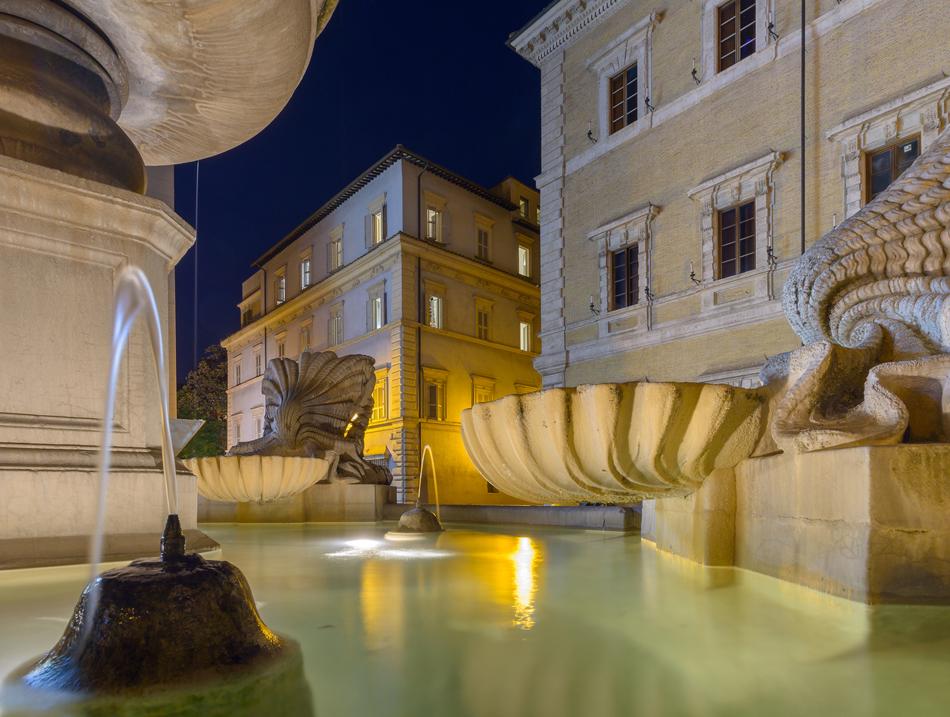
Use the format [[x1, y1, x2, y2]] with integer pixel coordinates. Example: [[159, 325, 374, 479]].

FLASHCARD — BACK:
[[1, 523, 949, 716]]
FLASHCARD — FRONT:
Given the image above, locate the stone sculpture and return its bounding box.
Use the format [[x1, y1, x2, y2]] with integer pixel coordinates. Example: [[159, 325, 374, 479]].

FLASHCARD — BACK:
[[766, 124, 950, 452], [229, 351, 392, 485], [461, 382, 765, 504]]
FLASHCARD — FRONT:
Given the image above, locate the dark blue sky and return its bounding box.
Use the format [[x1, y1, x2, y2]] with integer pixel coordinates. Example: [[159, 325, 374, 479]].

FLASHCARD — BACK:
[[173, 0, 548, 383]]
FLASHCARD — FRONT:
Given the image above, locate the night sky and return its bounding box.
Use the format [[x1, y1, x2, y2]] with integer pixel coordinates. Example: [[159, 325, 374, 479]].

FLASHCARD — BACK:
[[172, 0, 549, 384]]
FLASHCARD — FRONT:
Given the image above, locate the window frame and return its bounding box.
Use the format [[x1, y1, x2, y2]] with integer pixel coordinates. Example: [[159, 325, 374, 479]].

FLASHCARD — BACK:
[[328, 303, 344, 346], [863, 134, 921, 204], [610, 244, 640, 310], [274, 270, 286, 305], [299, 255, 311, 290], [716, 200, 756, 280], [717, 0, 757, 73], [371, 369, 389, 423], [519, 320, 532, 352], [608, 62, 638, 134], [517, 243, 531, 279]]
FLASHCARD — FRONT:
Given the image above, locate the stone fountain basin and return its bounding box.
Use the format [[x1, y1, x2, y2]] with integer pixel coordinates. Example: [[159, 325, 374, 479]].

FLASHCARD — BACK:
[[461, 382, 766, 505], [183, 455, 337, 504]]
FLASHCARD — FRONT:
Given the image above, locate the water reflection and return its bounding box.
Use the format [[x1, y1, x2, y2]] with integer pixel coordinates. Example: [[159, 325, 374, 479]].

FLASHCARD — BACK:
[[354, 531, 545, 646], [512, 537, 539, 630]]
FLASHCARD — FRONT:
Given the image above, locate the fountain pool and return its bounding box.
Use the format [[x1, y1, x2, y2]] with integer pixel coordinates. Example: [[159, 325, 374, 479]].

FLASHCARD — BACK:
[[1, 522, 949, 716]]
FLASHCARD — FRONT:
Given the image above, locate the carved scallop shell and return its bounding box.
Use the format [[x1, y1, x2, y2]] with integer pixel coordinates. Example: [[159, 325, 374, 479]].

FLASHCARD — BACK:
[[784, 125, 950, 357], [184, 455, 336, 503], [460, 382, 766, 504], [229, 351, 376, 458]]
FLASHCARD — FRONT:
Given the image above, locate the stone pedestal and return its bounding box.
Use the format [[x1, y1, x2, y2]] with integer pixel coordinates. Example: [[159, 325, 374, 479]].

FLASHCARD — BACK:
[[645, 468, 736, 566], [735, 445, 950, 604], [198, 483, 394, 523], [0, 156, 201, 567], [647, 444, 950, 603]]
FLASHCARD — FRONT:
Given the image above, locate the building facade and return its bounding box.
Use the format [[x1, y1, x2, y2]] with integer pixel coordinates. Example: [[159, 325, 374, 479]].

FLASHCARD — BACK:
[[511, 0, 949, 388], [221, 147, 541, 503]]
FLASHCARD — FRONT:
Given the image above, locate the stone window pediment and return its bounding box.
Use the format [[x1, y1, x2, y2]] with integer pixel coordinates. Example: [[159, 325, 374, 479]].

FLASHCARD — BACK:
[[587, 12, 659, 142], [827, 76, 950, 219], [589, 203, 659, 318], [687, 151, 782, 283]]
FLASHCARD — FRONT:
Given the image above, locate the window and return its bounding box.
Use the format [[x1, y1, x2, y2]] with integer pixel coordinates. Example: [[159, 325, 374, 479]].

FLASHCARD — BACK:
[[476, 228, 490, 260], [275, 273, 286, 305], [472, 376, 495, 405], [611, 245, 639, 310], [519, 197, 529, 219], [718, 0, 756, 72], [866, 137, 920, 203], [241, 308, 254, 327], [231, 416, 242, 447], [428, 294, 444, 329], [718, 201, 756, 278], [254, 416, 263, 438], [518, 244, 531, 278], [371, 372, 388, 422], [369, 294, 384, 330], [254, 351, 263, 376], [425, 380, 445, 421], [328, 236, 343, 272], [519, 321, 532, 352], [300, 325, 311, 353], [329, 304, 343, 346], [609, 63, 638, 134], [426, 207, 442, 242], [233, 362, 242, 386], [372, 208, 384, 245], [476, 307, 491, 341], [300, 257, 311, 289], [277, 338, 285, 358]]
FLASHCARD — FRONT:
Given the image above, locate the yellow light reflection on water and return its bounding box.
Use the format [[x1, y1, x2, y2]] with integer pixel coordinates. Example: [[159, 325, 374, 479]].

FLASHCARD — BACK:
[[511, 536, 539, 630]]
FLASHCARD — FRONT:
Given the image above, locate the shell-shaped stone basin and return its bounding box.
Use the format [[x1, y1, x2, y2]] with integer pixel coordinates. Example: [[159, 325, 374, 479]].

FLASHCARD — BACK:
[[183, 455, 337, 504], [461, 382, 766, 504]]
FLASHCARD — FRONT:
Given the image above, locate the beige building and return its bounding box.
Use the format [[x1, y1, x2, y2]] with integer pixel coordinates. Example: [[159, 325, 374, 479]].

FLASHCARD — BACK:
[[221, 147, 541, 503], [511, 0, 948, 387]]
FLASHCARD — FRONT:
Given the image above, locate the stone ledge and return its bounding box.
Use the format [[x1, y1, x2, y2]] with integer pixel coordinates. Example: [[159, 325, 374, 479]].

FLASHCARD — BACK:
[[0, 529, 218, 571]]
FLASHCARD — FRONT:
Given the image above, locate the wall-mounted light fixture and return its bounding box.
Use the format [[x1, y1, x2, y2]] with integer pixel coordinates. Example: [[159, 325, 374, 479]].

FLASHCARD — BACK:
[[688, 260, 701, 285], [645, 97, 656, 113], [589, 294, 601, 315], [766, 245, 778, 269], [767, 10, 779, 41], [587, 120, 598, 144], [691, 58, 701, 85], [644, 286, 655, 302]]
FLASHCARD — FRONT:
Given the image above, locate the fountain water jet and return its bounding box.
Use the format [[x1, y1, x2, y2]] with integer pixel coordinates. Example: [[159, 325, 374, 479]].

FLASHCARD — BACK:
[[5, 267, 311, 714], [388, 444, 444, 536]]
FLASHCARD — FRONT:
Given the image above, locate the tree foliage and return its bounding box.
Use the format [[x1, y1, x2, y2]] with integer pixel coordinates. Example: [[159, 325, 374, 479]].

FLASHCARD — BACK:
[[177, 344, 227, 457]]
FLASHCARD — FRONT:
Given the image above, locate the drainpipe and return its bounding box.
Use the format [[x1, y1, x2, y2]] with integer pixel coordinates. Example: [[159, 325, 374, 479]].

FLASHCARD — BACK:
[[414, 162, 429, 503], [800, 0, 806, 258]]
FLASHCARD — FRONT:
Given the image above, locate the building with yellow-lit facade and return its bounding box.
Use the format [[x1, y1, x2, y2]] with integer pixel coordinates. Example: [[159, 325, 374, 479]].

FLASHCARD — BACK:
[[221, 146, 541, 503]]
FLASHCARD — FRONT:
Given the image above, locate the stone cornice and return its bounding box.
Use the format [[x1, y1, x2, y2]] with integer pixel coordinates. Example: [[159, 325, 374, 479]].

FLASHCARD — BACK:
[[509, 0, 632, 68]]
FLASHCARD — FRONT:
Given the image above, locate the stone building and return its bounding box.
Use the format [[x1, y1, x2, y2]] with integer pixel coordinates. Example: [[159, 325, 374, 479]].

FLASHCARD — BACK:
[[221, 147, 541, 503], [510, 0, 949, 388]]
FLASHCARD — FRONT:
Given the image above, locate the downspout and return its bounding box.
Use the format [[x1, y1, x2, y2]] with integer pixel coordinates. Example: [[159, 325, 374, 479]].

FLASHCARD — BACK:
[[800, 0, 806, 258], [415, 161, 429, 503]]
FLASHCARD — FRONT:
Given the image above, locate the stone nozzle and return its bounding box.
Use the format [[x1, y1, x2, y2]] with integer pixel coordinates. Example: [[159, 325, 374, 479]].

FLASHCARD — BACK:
[[161, 513, 186, 561]]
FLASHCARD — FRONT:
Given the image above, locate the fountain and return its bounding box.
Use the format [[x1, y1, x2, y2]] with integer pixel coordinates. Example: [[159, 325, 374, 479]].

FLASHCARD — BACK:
[[389, 444, 444, 536], [461, 120, 950, 603], [186, 350, 394, 522], [3, 267, 312, 715], [0, 0, 338, 568]]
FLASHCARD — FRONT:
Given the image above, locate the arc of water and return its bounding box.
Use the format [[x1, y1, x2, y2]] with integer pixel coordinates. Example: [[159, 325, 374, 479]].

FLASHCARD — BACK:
[[84, 265, 179, 637], [418, 444, 441, 523]]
